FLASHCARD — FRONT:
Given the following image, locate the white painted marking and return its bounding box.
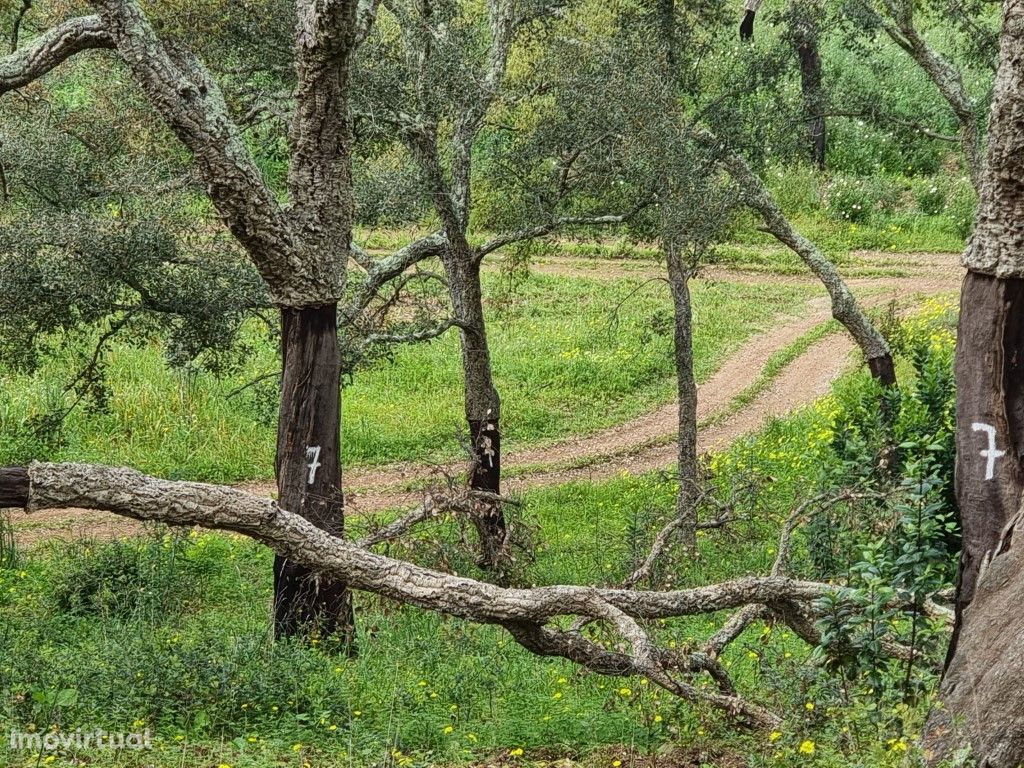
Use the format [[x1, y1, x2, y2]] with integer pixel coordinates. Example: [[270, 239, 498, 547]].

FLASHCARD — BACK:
[[972, 422, 1006, 481], [305, 446, 322, 485]]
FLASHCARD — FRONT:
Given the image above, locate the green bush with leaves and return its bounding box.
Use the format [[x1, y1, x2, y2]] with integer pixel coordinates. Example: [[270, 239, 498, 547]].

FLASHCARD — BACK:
[[47, 533, 224, 619]]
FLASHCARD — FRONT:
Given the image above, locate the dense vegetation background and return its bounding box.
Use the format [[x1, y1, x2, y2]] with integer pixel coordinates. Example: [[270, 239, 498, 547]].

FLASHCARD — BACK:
[[0, 0, 997, 764]]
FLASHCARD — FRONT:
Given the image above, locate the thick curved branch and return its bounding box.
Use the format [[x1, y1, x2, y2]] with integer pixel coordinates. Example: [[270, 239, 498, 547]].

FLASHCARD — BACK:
[[722, 153, 894, 377], [343, 232, 447, 319], [8, 462, 835, 623], [359, 317, 463, 348], [2, 462, 924, 727], [88, 0, 316, 305], [0, 15, 113, 96]]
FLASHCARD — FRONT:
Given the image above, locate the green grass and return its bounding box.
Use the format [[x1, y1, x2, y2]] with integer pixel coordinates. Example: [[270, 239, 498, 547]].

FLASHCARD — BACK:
[[2, 299, 958, 767], [0, 384, 936, 768], [732, 212, 966, 256], [0, 274, 815, 481]]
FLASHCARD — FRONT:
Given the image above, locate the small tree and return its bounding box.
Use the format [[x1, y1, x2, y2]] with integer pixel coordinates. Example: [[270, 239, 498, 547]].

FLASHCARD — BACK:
[[356, 0, 648, 567]]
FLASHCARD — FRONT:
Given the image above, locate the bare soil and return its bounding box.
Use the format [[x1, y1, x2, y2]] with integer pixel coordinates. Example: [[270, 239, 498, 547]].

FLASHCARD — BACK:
[[9, 252, 962, 546]]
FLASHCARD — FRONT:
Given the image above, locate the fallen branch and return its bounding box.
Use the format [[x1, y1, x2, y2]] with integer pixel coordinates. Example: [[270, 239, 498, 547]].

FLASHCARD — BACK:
[[0, 462, 904, 728]]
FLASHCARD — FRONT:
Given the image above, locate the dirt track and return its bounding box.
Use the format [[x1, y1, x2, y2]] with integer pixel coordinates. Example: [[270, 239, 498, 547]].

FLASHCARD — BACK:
[[9, 252, 963, 545]]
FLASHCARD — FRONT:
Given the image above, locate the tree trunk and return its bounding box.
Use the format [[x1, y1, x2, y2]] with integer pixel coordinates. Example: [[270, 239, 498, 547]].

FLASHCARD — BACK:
[[922, 3, 1024, 763], [273, 303, 353, 643], [723, 153, 896, 388], [666, 241, 698, 549], [796, 38, 826, 170], [0, 467, 29, 507], [446, 256, 506, 569], [922, 273, 1024, 765]]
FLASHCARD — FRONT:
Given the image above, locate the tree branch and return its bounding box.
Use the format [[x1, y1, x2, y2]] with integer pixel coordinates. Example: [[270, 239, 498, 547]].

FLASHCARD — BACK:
[[2, 462, 923, 727], [0, 15, 113, 96], [342, 232, 447, 320], [868, 0, 984, 186], [475, 206, 654, 262], [88, 0, 316, 305]]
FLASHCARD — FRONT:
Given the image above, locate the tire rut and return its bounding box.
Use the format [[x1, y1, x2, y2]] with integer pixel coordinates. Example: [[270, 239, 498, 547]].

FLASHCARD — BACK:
[[10, 252, 963, 544]]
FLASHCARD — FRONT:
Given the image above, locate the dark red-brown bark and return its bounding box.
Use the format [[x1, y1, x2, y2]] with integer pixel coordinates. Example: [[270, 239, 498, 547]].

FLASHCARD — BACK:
[[273, 304, 353, 642], [922, 276, 1024, 767], [0, 467, 29, 508], [796, 40, 826, 170], [469, 416, 505, 567], [944, 273, 1024, 654], [867, 354, 897, 387]]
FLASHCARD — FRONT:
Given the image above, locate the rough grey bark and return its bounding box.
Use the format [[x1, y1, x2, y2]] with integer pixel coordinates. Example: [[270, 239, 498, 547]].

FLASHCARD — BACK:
[[922, 3, 1024, 764], [723, 153, 896, 386], [3, 460, 875, 728], [397, 0, 518, 567], [1, 0, 371, 638], [0, 16, 112, 94], [666, 240, 699, 548], [869, 0, 984, 188]]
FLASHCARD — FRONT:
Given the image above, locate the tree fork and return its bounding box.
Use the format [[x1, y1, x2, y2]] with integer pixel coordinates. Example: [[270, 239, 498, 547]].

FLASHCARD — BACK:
[[273, 303, 353, 643]]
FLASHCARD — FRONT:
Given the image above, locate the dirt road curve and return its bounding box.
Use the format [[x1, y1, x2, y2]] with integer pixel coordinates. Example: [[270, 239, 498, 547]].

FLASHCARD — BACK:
[[10, 253, 962, 545]]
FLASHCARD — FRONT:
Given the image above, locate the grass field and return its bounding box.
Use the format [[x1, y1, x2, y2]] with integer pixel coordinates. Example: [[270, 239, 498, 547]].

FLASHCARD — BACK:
[[0, 273, 815, 481], [1, 387, 928, 768]]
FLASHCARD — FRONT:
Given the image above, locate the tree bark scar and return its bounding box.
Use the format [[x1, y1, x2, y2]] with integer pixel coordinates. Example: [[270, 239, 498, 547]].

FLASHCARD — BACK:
[[469, 416, 506, 567], [953, 272, 1024, 618], [0, 467, 30, 508], [272, 303, 353, 644]]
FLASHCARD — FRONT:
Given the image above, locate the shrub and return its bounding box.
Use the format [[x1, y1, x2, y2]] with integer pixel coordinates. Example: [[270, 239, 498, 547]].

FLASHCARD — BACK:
[[765, 163, 823, 216], [945, 176, 978, 240], [46, 532, 221, 619], [912, 177, 947, 216], [825, 176, 876, 222]]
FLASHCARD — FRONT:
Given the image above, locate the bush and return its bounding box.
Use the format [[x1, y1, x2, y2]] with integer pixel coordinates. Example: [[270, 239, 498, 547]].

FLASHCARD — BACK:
[[765, 163, 823, 216], [47, 532, 222, 619], [826, 176, 876, 222], [912, 178, 947, 216], [805, 299, 959, 703], [945, 175, 978, 240]]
